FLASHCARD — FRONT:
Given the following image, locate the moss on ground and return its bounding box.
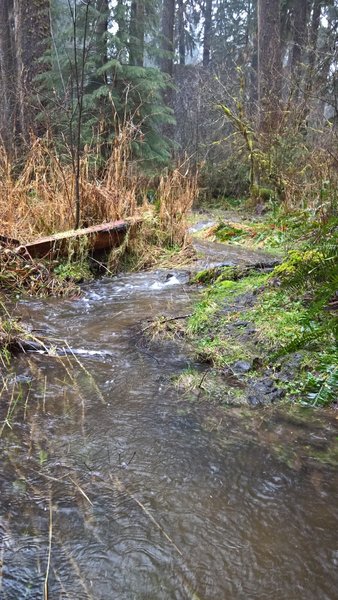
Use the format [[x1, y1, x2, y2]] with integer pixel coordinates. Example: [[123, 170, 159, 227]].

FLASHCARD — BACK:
[[185, 262, 337, 407], [196, 207, 322, 255]]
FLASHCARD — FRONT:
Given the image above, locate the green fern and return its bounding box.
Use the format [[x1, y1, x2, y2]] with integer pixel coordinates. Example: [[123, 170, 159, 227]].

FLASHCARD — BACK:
[[303, 365, 338, 407]]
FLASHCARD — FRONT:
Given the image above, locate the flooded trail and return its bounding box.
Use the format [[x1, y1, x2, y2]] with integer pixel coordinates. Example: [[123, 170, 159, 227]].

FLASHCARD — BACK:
[[0, 268, 337, 599]]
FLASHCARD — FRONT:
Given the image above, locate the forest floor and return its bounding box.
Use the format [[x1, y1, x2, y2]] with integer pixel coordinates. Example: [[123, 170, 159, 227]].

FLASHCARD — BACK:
[[145, 204, 337, 409]]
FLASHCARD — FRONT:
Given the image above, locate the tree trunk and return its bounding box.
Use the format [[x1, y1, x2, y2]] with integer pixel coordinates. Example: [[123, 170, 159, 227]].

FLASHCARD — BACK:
[[95, 0, 109, 78], [0, 0, 17, 153], [160, 0, 175, 140], [257, 0, 282, 135], [129, 0, 145, 67], [290, 0, 308, 97], [203, 0, 213, 67], [177, 0, 185, 66], [304, 0, 322, 94], [161, 0, 175, 77], [0, 0, 49, 153], [13, 0, 50, 143]]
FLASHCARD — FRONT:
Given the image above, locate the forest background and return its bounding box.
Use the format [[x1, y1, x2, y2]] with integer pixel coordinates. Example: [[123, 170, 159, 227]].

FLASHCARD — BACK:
[[0, 0, 337, 404], [0, 0, 337, 230]]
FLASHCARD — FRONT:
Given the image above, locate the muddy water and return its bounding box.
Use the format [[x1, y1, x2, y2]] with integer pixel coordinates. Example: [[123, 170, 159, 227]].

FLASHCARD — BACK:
[[0, 270, 337, 600]]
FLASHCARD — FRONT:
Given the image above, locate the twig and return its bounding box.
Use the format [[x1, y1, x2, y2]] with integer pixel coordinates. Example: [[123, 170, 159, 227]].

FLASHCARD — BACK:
[[44, 496, 53, 600], [89, 256, 113, 274], [196, 369, 211, 400], [135, 343, 161, 364], [69, 477, 93, 506], [112, 476, 182, 556]]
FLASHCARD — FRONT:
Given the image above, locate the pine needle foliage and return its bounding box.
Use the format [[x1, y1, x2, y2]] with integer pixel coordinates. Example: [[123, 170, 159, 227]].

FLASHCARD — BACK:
[[37, 0, 173, 170]]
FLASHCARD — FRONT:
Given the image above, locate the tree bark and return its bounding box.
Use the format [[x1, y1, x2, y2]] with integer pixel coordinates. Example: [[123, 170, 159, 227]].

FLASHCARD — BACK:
[[13, 0, 50, 143], [161, 0, 175, 76], [160, 0, 175, 140], [177, 0, 185, 66], [0, 0, 17, 153], [95, 0, 109, 77], [129, 0, 145, 67], [290, 0, 308, 97], [304, 0, 322, 93], [257, 0, 282, 135], [203, 0, 213, 67]]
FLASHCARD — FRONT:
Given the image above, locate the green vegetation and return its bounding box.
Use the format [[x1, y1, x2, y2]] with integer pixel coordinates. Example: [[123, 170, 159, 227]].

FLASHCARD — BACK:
[[0, 303, 37, 366], [186, 213, 337, 407], [173, 367, 247, 406], [212, 209, 317, 253], [188, 273, 267, 334], [53, 259, 93, 282]]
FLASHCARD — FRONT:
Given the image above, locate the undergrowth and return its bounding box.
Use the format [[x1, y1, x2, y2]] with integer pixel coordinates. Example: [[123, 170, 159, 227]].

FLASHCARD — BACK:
[[204, 206, 332, 255], [185, 236, 337, 406], [0, 135, 197, 245]]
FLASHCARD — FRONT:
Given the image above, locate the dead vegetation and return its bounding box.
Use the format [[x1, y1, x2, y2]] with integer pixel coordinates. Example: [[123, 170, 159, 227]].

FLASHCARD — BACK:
[[0, 243, 78, 298], [0, 131, 197, 296], [0, 131, 197, 359], [0, 134, 197, 245]]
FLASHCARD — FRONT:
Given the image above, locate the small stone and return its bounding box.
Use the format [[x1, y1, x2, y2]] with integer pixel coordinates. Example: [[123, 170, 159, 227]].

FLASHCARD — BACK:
[[248, 395, 261, 406], [233, 360, 252, 373]]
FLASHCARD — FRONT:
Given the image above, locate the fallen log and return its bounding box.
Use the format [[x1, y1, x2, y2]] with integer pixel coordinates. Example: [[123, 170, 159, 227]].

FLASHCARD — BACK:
[[0, 234, 20, 246], [17, 219, 136, 259]]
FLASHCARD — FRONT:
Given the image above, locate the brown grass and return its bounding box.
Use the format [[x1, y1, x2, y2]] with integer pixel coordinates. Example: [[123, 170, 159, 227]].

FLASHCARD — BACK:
[[0, 132, 197, 245], [0, 136, 139, 241]]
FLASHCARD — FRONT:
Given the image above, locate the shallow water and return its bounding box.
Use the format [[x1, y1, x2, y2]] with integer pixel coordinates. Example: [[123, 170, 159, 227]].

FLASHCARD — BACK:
[[0, 270, 337, 599]]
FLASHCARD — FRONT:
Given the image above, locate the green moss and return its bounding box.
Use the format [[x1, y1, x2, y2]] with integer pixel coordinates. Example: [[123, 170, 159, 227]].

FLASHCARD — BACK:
[[190, 266, 244, 285], [196, 336, 252, 367], [215, 224, 246, 242], [243, 289, 307, 349], [188, 273, 267, 334], [250, 184, 275, 201]]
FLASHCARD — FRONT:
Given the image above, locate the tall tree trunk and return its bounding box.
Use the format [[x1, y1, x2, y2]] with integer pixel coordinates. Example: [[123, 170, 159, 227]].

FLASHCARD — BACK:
[[304, 0, 322, 95], [160, 0, 175, 77], [177, 0, 185, 66], [160, 0, 175, 140], [0, 0, 49, 152], [95, 0, 109, 78], [203, 0, 213, 67], [290, 0, 308, 98], [247, 0, 258, 116], [0, 0, 17, 153], [13, 0, 50, 144], [257, 0, 282, 136], [129, 0, 145, 66], [93, 0, 110, 163]]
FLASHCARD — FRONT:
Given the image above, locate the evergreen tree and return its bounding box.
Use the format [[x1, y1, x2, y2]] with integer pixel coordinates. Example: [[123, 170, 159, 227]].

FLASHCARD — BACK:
[[38, 0, 173, 170], [0, 0, 49, 153]]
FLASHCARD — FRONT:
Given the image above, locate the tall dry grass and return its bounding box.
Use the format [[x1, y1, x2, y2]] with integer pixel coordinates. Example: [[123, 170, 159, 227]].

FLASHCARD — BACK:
[[0, 130, 197, 245], [0, 137, 137, 242]]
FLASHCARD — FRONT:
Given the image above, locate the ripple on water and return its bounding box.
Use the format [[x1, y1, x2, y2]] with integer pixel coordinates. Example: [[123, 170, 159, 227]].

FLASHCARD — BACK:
[[0, 271, 337, 599]]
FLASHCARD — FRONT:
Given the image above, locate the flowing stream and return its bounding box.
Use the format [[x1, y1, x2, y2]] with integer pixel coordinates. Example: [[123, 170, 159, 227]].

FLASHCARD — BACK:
[[0, 268, 337, 599]]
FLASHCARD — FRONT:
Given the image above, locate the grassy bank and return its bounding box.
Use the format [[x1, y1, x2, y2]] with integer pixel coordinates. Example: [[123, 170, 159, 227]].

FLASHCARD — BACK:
[[151, 207, 338, 407], [187, 270, 336, 406]]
